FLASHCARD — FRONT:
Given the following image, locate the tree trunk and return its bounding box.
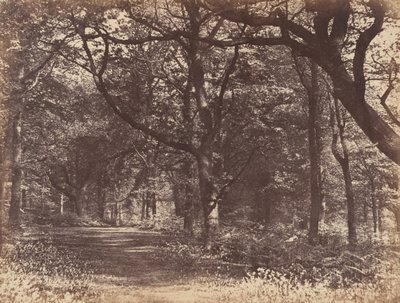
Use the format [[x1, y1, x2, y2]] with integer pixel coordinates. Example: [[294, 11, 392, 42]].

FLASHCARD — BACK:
[[307, 63, 323, 245], [343, 160, 357, 244], [0, 169, 4, 254], [330, 96, 357, 245], [172, 182, 184, 216], [75, 198, 83, 217], [326, 64, 400, 165], [116, 202, 122, 226], [378, 198, 383, 235], [182, 160, 195, 234], [151, 192, 156, 216], [60, 193, 64, 215], [9, 112, 23, 226], [197, 152, 218, 249], [21, 188, 26, 210], [141, 193, 146, 220], [75, 184, 88, 217], [394, 207, 400, 233], [171, 164, 195, 235], [363, 198, 368, 223], [75, 193, 84, 217], [371, 182, 378, 233], [97, 179, 105, 220], [257, 192, 272, 224], [97, 191, 105, 220], [145, 192, 150, 219], [0, 144, 7, 254]]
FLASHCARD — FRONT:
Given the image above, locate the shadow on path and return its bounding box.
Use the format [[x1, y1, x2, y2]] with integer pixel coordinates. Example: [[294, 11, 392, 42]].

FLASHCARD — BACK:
[[24, 226, 184, 286]]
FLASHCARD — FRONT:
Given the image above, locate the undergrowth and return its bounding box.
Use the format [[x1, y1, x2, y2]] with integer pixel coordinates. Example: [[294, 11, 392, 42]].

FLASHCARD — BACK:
[[0, 238, 98, 303], [157, 222, 400, 302]]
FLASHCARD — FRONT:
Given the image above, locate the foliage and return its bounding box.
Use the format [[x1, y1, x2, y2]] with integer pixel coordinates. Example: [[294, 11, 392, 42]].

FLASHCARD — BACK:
[[157, 241, 202, 271], [216, 266, 400, 303], [10, 239, 93, 281], [0, 240, 97, 303], [208, 222, 387, 287]]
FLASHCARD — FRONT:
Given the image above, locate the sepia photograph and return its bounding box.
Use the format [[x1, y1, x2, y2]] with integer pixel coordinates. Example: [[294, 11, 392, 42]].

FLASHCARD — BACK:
[[0, 0, 399, 302]]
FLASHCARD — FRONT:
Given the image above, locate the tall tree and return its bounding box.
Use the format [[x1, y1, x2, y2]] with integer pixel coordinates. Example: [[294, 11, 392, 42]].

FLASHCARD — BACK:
[[329, 93, 357, 245], [48, 1, 242, 246], [294, 58, 324, 244], [0, 0, 62, 226], [204, 0, 400, 165]]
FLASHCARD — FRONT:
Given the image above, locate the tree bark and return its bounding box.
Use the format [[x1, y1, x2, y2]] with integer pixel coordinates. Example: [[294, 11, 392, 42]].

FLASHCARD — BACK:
[[0, 141, 9, 254], [330, 96, 357, 245], [343, 164, 357, 243], [197, 152, 218, 249], [394, 207, 400, 233], [0, 160, 4, 254], [74, 185, 87, 217], [182, 160, 195, 234], [324, 63, 400, 165], [60, 193, 64, 215], [9, 111, 23, 226], [171, 163, 195, 235], [262, 198, 272, 224], [371, 181, 378, 233], [307, 62, 323, 245], [141, 193, 146, 220], [97, 186, 105, 220], [145, 192, 151, 219], [257, 191, 272, 223]]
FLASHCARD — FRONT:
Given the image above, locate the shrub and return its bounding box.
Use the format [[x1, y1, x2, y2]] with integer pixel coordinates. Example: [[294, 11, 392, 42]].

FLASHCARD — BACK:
[[157, 241, 201, 271]]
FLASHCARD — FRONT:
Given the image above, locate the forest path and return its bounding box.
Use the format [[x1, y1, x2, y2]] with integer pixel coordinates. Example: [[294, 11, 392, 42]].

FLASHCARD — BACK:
[[22, 226, 228, 303], [24, 226, 183, 285]]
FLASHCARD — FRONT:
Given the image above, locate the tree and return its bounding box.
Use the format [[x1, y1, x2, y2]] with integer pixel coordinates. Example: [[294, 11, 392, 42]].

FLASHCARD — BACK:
[[0, 0, 62, 226], [43, 1, 246, 246], [294, 58, 324, 245], [329, 93, 357, 245], [203, 0, 400, 165]]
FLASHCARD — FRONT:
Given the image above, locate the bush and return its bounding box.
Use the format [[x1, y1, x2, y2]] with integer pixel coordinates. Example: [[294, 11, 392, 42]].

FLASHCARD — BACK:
[[157, 241, 201, 271], [211, 223, 385, 288]]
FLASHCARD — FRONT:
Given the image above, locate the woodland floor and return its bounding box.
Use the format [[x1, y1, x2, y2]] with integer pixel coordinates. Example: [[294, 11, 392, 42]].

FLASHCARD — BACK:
[[3, 225, 400, 302], [17, 226, 244, 303]]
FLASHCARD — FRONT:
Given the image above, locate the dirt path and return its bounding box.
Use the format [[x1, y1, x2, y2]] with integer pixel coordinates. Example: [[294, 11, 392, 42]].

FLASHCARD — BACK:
[[20, 226, 240, 302], [24, 226, 187, 286]]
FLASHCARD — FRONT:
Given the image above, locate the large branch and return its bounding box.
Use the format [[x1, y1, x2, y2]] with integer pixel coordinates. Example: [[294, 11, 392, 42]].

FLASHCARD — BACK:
[[379, 82, 400, 127], [214, 45, 239, 133], [330, 0, 350, 48], [106, 33, 181, 45], [353, 0, 384, 100], [329, 66, 400, 165], [212, 2, 400, 165], [95, 77, 197, 155], [218, 7, 315, 43], [70, 21, 198, 156]]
